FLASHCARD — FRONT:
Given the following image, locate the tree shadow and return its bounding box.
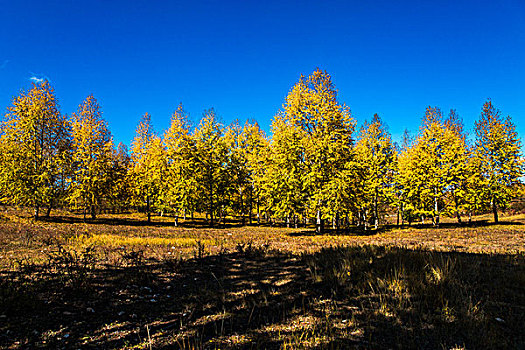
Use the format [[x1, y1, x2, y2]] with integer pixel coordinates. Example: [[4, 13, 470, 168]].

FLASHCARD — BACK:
[[35, 214, 249, 229], [287, 219, 524, 237], [1, 246, 524, 349]]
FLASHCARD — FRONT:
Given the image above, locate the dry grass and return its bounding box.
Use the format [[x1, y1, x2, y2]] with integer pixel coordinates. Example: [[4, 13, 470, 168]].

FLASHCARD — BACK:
[[0, 208, 524, 349]]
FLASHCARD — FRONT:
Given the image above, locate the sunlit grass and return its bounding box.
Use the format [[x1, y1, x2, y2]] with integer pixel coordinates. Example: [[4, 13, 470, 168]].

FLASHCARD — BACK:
[[75, 233, 214, 249]]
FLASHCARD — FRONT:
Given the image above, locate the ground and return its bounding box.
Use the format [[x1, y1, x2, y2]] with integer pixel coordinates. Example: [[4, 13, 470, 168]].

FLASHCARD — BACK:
[[1, 209, 524, 349]]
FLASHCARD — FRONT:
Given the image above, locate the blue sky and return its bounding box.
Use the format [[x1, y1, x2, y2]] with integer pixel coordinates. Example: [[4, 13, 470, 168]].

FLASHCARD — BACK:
[[1, 0, 524, 145]]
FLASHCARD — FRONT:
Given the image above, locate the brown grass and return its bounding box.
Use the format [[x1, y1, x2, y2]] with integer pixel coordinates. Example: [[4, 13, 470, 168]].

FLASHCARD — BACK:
[[0, 209, 524, 349]]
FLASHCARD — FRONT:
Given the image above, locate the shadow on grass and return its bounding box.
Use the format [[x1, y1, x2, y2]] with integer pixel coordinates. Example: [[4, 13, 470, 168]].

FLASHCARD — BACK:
[[35, 214, 249, 229], [287, 219, 524, 237], [1, 245, 524, 349], [10, 210, 523, 236]]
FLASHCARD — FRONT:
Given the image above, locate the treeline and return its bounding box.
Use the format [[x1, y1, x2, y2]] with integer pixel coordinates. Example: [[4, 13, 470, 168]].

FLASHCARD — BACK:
[[0, 69, 522, 231]]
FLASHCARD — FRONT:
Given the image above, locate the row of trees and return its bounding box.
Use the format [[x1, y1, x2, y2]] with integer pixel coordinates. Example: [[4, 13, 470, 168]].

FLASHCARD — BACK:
[[0, 70, 522, 231]]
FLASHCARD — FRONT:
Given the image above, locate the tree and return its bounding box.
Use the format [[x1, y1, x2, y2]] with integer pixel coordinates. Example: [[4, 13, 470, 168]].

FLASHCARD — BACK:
[[193, 109, 230, 227], [238, 120, 269, 225], [108, 142, 132, 212], [224, 120, 270, 226], [444, 109, 469, 223], [164, 103, 196, 225], [0, 80, 69, 218], [224, 121, 249, 225], [463, 145, 486, 222], [392, 129, 413, 225], [263, 112, 307, 227], [398, 107, 468, 226], [281, 68, 355, 233], [354, 114, 397, 229], [474, 99, 523, 223], [129, 113, 166, 223], [69, 95, 114, 219]]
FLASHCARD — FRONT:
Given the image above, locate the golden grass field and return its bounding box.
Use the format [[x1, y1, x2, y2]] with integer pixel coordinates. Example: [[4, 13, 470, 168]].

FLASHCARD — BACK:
[[1, 209, 524, 349]]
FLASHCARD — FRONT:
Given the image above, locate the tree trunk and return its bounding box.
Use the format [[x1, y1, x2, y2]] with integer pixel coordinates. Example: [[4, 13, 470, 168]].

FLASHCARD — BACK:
[[147, 196, 151, 223], [90, 204, 96, 220], [218, 206, 224, 227], [316, 209, 324, 234], [434, 190, 440, 227], [34, 205, 40, 220], [492, 196, 499, 223], [174, 212, 178, 227], [455, 208, 462, 223], [208, 178, 214, 227], [286, 214, 290, 228], [374, 191, 379, 230], [209, 196, 214, 227], [240, 188, 245, 226], [249, 189, 253, 225], [256, 196, 260, 225]]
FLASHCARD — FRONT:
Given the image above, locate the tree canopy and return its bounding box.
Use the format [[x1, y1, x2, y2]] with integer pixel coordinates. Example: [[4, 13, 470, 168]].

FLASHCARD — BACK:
[[0, 75, 522, 228]]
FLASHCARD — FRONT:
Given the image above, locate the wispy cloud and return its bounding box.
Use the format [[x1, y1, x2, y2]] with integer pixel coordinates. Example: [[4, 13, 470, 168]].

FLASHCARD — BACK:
[[0, 60, 8, 69], [29, 76, 44, 83], [28, 72, 51, 84]]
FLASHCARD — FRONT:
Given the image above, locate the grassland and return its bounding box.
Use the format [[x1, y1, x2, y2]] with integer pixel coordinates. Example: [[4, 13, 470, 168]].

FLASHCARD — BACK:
[[0, 209, 524, 349]]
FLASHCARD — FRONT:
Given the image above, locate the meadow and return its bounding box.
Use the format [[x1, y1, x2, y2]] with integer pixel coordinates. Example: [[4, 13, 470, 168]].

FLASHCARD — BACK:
[[1, 209, 524, 349]]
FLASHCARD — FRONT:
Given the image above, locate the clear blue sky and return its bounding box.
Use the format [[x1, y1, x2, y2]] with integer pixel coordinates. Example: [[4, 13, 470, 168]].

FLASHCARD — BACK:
[[1, 0, 524, 145]]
